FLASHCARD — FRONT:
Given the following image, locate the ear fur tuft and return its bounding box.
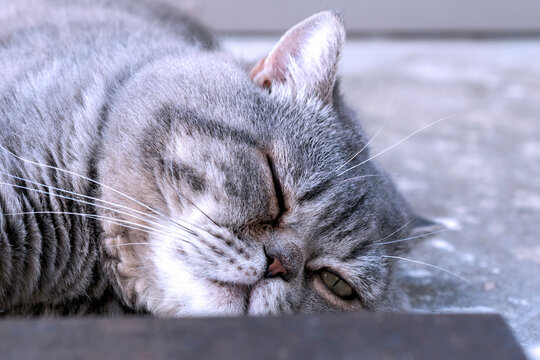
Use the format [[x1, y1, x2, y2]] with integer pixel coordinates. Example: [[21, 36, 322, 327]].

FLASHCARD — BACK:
[[250, 11, 345, 103]]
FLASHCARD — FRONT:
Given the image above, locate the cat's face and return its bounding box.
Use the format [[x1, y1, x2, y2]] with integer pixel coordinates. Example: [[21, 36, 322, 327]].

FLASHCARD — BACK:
[[98, 12, 433, 316]]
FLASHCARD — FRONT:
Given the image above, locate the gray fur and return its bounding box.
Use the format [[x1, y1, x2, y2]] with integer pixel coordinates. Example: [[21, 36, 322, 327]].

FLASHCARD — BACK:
[[0, 1, 432, 316]]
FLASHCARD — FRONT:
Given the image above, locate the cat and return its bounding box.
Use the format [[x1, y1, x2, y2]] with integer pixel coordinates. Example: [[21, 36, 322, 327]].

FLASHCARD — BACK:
[[0, 0, 438, 316]]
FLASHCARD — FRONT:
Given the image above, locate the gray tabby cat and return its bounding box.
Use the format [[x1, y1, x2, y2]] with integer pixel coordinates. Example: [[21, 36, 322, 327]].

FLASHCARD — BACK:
[[0, 0, 438, 316]]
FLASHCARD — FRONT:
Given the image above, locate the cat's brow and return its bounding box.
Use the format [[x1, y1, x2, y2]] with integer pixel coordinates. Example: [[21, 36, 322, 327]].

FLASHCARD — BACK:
[[296, 178, 333, 203], [314, 192, 368, 240], [155, 105, 259, 147], [297, 173, 384, 204], [342, 240, 372, 261]]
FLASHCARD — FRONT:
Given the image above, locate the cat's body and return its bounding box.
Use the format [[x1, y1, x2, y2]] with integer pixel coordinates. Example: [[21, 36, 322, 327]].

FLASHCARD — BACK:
[[0, 1, 434, 316]]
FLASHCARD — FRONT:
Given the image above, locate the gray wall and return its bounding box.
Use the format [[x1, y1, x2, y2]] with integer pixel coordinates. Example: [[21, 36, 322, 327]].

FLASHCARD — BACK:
[[175, 0, 540, 36]]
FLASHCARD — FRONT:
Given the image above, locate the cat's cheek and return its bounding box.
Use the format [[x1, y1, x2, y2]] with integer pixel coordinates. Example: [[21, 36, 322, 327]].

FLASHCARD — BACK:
[[149, 242, 248, 316]]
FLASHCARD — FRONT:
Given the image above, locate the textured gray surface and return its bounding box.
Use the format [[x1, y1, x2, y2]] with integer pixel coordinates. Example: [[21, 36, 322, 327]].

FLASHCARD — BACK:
[[225, 38, 540, 353], [0, 314, 526, 360]]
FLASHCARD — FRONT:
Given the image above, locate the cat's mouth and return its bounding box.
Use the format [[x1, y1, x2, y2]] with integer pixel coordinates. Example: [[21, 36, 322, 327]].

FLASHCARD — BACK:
[[206, 249, 289, 315], [209, 277, 275, 315], [245, 278, 282, 315]]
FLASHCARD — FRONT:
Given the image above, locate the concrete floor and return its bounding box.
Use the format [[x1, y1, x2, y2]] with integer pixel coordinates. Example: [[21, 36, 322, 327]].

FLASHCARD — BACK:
[[225, 38, 540, 357]]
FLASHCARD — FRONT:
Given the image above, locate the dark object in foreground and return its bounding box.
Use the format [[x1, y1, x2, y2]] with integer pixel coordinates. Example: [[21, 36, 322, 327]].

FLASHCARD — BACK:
[[1, 313, 525, 360]]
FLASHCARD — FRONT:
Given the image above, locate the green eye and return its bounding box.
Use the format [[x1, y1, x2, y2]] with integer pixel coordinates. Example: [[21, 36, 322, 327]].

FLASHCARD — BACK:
[[319, 270, 356, 300]]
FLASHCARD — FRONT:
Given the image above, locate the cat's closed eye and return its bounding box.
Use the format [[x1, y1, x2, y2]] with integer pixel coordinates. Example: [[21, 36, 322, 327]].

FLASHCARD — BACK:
[[265, 154, 287, 223]]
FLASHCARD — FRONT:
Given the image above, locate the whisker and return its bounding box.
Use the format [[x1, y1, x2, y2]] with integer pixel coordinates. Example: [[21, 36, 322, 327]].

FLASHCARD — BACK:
[[339, 174, 391, 184], [179, 191, 219, 228], [0, 182, 219, 262], [383, 255, 473, 285], [0, 145, 185, 231], [111, 242, 164, 247], [0, 180, 196, 236], [109, 241, 213, 262], [339, 115, 453, 176], [0, 171, 195, 235], [332, 118, 389, 173], [108, 241, 196, 254], [124, 265, 156, 270], [2, 211, 177, 239], [144, 296, 180, 303], [377, 229, 448, 246], [168, 162, 220, 228], [374, 217, 416, 243]]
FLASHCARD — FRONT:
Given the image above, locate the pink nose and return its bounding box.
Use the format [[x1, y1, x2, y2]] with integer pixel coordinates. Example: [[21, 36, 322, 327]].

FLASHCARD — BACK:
[[266, 256, 287, 278]]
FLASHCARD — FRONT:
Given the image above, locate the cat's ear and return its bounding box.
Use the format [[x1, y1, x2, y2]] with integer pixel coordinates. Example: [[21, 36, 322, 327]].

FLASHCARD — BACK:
[[409, 217, 445, 238], [250, 11, 345, 103]]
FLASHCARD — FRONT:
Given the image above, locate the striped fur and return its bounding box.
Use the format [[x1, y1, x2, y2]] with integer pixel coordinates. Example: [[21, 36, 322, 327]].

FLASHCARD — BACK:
[[0, 1, 435, 316]]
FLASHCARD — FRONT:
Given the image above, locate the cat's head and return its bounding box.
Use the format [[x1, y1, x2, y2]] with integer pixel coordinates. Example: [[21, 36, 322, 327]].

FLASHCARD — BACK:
[[98, 11, 437, 316]]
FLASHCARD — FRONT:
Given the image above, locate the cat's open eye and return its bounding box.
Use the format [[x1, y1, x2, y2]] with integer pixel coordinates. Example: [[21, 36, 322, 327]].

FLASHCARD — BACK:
[[319, 270, 357, 300]]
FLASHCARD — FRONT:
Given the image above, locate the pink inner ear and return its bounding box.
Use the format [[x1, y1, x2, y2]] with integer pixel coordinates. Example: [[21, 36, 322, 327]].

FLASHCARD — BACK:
[[249, 28, 306, 90], [250, 56, 273, 89], [249, 11, 344, 101]]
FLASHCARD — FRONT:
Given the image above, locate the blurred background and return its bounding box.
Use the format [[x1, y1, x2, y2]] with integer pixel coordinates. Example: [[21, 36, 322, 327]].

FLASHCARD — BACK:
[[176, 0, 540, 37], [179, 0, 540, 357]]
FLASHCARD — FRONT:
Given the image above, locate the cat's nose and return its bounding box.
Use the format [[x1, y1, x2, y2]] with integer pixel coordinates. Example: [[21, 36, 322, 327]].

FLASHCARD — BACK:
[[264, 244, 302, 282], [266, 255, 287, 279]]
